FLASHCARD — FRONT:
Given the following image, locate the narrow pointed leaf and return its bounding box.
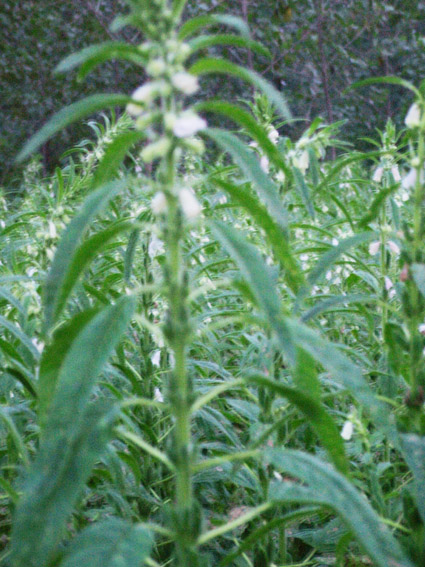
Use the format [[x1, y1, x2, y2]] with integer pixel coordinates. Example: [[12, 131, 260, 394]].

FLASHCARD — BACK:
[[179, 15, 250, 40], [189, 34, 270, 57], [247, 375, 348, 474], [292, 166, 315, 218], [44, 179, 125, 330], [211, 221, 295, 362], [16, 94, 130, 163], [205, 128, 288, 230], [190, 58, 291, 120], [266, 449, 413, 567], [399, 433, 425, 525], [55, 42, 146, 80], [61, 519, 153, 567]]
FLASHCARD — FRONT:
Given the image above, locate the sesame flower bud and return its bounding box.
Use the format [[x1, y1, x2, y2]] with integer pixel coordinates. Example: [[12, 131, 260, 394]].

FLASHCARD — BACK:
[[164, 112, 177, 131], [141, 138, 172, 162], [293, 150, 309, 173], [372, 166, 383, 183], [183, 137, 205, 154], [260, 155, 270, 173], [173, 112, 207, 138], [369, 241, 380, 255], [171, 72, 199, 95], [178, 188, 202, 219], [146, 58, 166, 77], [267, 128, 279, 144], [151, 192, 168, 215], [405, 102, 421, 128]]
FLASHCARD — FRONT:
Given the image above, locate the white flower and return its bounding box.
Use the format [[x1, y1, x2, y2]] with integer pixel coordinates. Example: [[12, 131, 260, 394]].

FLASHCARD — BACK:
[[369, 241, 380, 255], [171, 72, 199, 95], [341, 420, 354, 441], [391, 166, 401, 182], [141, 138, 172, 162], [178, 188, 202, 219], [372, 166, 383, 183], [151, 192, 167, 214], [31, 338, 45, 354], [173, 112, 207, 138], [419, 324, 425, 335], [154, 387, 164, 403], [267, 128, 279, 144], [388, 240, 400, 254], [402, 168, 425, 190], [126, 81, 169, 115], [148, 234, 164, 258], [276, 169, 286, 183], [405, 102, 421, 128], [385, 276, 396, 298], [48, 220, 57, 239], [293, 150, 309, 173], [151, 350, 161, 367], [260, 155, 269, 173]]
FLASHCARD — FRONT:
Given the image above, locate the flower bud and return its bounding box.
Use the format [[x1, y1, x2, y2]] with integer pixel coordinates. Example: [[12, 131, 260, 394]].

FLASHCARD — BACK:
[[146, 58, 166, 77], [141, 138, 172, 162], [183, 137, 205, 154]]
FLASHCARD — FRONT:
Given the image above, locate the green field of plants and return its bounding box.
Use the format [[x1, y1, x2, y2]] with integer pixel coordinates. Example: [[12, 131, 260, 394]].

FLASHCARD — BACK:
[[1, 1, 425, 566]]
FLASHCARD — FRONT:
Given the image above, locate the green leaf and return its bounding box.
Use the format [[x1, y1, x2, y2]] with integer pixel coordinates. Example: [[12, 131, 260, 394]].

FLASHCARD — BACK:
[[11, 297, 136, 567], [197, 100, 290, 177], [11, 403, 117, 567], [349, 76, 421, 98], [399, 433, 425, 525], [299, 232, 373, 300], [357, 184, 399, 228], [55, 42, 146, 81], [93, 131, 145, 188], [292, 166, 315, 218], [179, 15, 250, 40], [38, 308, 100, 424], [301, 294, 372, 322], [286, 318, 398, 443], [189, 34, 270, 57], [44, 179, 126, 330], [205, 128, 288, 230], [211, 221, 295, 363], [51, 219, 133, 327], [16, 94, 130, 163], [212, 178, 303, 293], [61, 519, 153, 567], [247, 375, 348, 474], [266, 449, 414, 567], [411, 263, 425, 299], [190, 58, 291, 120], [0, 315, 39, 361]]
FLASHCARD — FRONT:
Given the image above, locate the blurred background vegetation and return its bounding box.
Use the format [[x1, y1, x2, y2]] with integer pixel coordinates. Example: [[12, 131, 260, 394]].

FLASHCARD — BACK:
[[2, 0, 425, 189]]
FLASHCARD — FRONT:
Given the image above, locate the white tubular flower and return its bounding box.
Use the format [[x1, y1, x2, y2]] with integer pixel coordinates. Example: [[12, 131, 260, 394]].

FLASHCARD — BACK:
[[391, 166, 401, 182], [388, 240, 400, 254], [260, 155, 270, 173], [419, 323, 425, 335], [401, 167, 425, 190], [148, 234, 164, 258], [405, 102, 421, 128], [267, 128, 279, 144], [372, 166, 383, 183], [341, 420, 354, 441], [151, 350, 161, 367], [179, 188, 202, 219], [154, 387, 164, 402], [276, 169, 286, 183], [48, 220, 57, 239], [173, 112, 207, 138], [369, 241, 380, 255], [151, 192, 168, 215], [171, 72, 199, 95], [294, 150, 309, 173]]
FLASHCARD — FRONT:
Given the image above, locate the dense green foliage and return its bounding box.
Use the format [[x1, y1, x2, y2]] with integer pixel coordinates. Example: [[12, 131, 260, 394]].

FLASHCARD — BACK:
[[1, 1, 425, 566]]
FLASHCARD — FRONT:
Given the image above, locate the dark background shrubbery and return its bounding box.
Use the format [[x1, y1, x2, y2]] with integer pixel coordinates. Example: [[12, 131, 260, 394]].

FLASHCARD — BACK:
[[2, 0, 425, 188]]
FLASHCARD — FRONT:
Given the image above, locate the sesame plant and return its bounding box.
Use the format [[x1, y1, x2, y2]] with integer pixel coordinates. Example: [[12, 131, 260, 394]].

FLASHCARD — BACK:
[[1, 1, 425, 566]]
